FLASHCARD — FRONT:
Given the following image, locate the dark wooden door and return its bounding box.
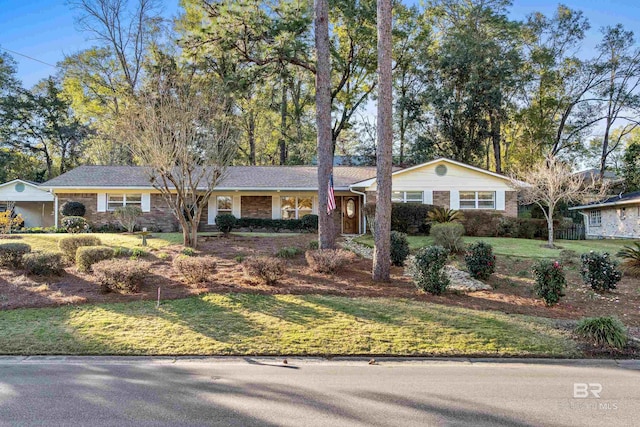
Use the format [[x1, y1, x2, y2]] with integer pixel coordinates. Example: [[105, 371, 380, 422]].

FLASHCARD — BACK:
[[342, 196, 359, 234]]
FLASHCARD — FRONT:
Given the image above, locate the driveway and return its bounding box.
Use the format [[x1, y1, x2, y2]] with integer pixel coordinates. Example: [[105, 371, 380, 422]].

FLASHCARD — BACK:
[[0, 357, 638, 426]]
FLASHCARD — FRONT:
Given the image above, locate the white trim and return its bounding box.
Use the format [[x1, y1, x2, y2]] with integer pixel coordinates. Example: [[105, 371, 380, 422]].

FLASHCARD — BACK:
[[141, 193, 151, 212], [96, 193, 107, 212], [46, 186, 353, 192], [272, 196, 281, 219], [496, 190, 506, 211], [54, 195, 59, 228], [349, 158, 512, 188], [570, 198, 640, 210], [208, 197, 216, 224], [424, 190, 433, 205], [450, 190, 460, 210], [232, 195, 241, 217]]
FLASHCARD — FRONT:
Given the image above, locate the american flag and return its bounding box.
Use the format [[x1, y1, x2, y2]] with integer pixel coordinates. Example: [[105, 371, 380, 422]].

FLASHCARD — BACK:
[[327, 173, 336, 214]]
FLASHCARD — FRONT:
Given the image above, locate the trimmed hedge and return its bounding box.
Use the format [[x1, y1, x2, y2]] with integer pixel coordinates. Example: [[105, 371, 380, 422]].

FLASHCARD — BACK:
[[60, 201, 86, 217], [0, 242, 31, 268], [461, 211, 552, 239], [76, 246, 115, 273], [391, 203, 436, 235], [23, 252, 64, 276], [93, 259, 150, 293], [235, 218, 306, 232], [59, 235, 102, 261]]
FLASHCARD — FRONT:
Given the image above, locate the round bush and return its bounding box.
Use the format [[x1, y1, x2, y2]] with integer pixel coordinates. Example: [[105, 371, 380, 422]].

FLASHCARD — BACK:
[[61, 216, 91, 233], [93, 259, 150, 293], [580, 251, 622, 292], [242, 256, 287, 285], [216, 214, 237, 234], [390, 231, 410, 266], [301, 214, 319, 231], [59, 235, 102, 261], [430, 223, 465, 253], [464, 241, 496, 280], [60, 201, 86, 217], [305, 249, 353, 274], [22, 252, 64, 276], [0, 242, 31, 268], [532, 260, 566, 306], [76, 246, 115, 273], [173, 255, 217, 284], [411, 245, 450, 295]]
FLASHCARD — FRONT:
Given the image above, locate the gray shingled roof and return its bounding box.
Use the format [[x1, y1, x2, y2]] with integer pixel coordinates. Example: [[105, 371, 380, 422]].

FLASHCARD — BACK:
[[41, 165, 379, 189]]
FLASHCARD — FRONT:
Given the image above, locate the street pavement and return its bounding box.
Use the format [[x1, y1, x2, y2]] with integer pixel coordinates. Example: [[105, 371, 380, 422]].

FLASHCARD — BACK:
[[0, 357, 638, 426]]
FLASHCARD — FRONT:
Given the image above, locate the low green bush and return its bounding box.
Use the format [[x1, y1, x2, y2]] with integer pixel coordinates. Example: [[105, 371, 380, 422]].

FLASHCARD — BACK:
[[575, 316, 628, 349], [0, 242, 31, 268], [305, 249, 353, 274], [430, 223, 465, 253], [92, 259, 150, 293], [130, 248, 148, 259], [113, 247, 132, 257], [242, 256, 287, 285], [215, 214, 237, 234], [181, 247, 196, 257], [391, 203, 435, 235], [61, 216, 91, 233], [532, 260, 566, 306], [275, 246, 303, 259], [59, 235, 101, 261], [60, 201, 86, 217], [301, 214, 319, 231], [308, 240, 319, 250], [464, 241, 495, 280], [580, 252, 622, 292], [411, 245, 450, 295], [618, 242, 640, 277], [76, 246, 115, 273], [390, 231, 410, 266], [22, 252, 64, 276], [173, 255, 217, 284]]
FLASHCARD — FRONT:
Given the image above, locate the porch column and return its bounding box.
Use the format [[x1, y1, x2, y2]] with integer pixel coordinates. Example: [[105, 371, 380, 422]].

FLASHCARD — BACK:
[[54, 195, 59, 228]]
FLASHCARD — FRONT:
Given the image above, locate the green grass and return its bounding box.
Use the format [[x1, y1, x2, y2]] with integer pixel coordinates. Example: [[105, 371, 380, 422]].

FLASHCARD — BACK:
[[355, 235, 634, 259], [0, 294, 578, 357]]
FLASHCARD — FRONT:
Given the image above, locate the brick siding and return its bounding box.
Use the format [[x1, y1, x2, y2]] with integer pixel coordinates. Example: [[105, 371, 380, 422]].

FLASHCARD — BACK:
[[433, 191, 450, 209], [241, 196, 272, 219]]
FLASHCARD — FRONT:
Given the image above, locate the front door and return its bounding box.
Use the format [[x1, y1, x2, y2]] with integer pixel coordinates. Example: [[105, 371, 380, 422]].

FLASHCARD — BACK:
[[342, 196, 359, 234]]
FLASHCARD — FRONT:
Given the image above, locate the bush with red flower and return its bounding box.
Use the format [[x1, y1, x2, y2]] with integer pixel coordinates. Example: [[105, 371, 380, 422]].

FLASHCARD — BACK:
[[532, 260, 566, 306], [464, 241, 496, 280]]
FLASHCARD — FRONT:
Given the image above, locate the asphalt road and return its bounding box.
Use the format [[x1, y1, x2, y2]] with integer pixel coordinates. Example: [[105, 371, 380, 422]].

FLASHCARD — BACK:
[[0, 357, 638, 427]]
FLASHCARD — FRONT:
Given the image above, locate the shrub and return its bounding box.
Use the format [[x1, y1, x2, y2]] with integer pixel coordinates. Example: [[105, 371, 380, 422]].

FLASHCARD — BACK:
[[130, 248, 148, 259], [575, 316, 628, 349], [76, 246, 115, 273], [618, 242, 640, 277], [92, 259, 150, 293], [113, 206, 143, 233], [61, 216, 91, 233], [305, 249, 353, 274], [216, 214, 237, 234], [113, 246, 132, 258], [427, 207, 463, 224], [464, 241, 496, 280], [580, 252, 622, 292], [275, 246, 302, 259], [235, 218, 304, 232], [242, 256, 286, 285], [0, 242, 31, 268], [391, 203, 436, 235], [532, 260, 566, 306], [308, 240, 319, 250], [460, 211, 501, 237], [0, 211, 24, 234], [411, 245, 450, 295], [234, 254, 246, 263], [390, 231, 410, 266], [157, 252, 170, 261], [301, 214, 319, 231], [173, 255, 217, 284], [430, 223, 465, 253], [22, 252, 64, 276], [181, 247, 196, 257], [59, 235, 101, 261], [60, 201, 86, 217]]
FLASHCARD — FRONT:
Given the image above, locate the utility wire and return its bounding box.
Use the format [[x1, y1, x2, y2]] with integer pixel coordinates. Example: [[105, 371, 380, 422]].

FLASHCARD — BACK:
[[0, 46, 56, 67]]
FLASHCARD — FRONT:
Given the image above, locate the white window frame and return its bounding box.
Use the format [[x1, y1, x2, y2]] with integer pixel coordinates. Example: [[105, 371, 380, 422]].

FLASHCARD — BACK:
[[280, 196, 313, 220], [459, 191, 496, 210], [107, 194, 142, 211], [391, 191, 423, 204], [589, 210, 602, 227], [216, 196, 233, 215]]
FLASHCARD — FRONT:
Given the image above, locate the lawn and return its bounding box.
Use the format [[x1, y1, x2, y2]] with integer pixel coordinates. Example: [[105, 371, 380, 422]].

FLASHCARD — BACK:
[[355, 234, 634, 259], [6, 232, 302, 253], [0, 293, 578, 357]]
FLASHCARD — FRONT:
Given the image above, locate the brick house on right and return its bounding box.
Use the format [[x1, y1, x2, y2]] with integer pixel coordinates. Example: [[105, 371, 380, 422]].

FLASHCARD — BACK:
[[570, 191, 640, 239]]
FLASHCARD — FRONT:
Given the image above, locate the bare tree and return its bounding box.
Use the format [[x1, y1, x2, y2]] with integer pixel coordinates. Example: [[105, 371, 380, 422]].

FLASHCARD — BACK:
[[373, 0, 393, 281], [315, 0, 336, 249], [119, 74, 236, 248], [511, 155, 604, 249]]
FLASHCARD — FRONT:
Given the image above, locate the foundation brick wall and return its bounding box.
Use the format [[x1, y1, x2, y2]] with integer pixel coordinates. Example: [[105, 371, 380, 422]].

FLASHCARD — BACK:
[[241, 196, 272, 219], [505, 191, 518, 217], [433, 191, 450, 209], [57, 193, 179, 232]]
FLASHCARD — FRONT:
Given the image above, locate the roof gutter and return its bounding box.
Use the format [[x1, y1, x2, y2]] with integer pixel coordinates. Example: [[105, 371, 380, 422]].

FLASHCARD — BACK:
[[569, 198, 640, 210]]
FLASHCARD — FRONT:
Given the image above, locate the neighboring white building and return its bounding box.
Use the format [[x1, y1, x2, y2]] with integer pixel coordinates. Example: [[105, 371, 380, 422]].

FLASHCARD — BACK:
[[570, 191, 640, 239], [0, 179, 55, 228]]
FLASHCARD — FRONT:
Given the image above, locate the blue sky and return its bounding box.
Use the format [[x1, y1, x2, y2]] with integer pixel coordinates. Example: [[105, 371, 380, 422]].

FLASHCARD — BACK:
[[1, 0, 639, 87]]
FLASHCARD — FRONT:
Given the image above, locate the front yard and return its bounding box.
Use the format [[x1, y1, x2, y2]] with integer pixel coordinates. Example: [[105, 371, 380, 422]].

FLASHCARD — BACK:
[[0, 232, 638, 357]]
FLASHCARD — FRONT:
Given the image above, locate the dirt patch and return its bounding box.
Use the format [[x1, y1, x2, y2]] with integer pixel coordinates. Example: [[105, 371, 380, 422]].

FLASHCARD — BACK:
[[1, 234, 639, 332]]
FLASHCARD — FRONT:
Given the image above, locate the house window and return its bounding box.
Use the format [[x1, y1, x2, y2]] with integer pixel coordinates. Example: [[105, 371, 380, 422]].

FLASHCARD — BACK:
[[619, 208, 626, 220], [281, 196, 313, 219], [107, 194, 142, 211], [391, 191, 423, 203], [589, 210, 602, 227], [459, 191, 496, 210], [216, 196, 232, 214]]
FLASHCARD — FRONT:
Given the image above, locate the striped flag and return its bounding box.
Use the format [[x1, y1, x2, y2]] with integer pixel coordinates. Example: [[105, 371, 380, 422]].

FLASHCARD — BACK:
[[327, 173, 336, 214]]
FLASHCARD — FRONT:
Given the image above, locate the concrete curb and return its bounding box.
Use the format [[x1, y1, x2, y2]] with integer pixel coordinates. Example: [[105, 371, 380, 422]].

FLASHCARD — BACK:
[[0, 355, 637, 368]]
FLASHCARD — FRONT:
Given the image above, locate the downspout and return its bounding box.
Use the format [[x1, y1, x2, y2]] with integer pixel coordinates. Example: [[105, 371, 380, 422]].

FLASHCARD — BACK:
[[52, 190, 58, 228], [578, 212, 589, 239], [349, 187, 367, 235]]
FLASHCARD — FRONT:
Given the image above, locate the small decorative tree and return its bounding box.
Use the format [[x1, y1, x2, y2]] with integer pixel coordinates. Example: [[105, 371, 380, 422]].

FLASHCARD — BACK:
[[113, 206, 143, 233], [511, 155, 605, 248], [0, 211, 23, 234]]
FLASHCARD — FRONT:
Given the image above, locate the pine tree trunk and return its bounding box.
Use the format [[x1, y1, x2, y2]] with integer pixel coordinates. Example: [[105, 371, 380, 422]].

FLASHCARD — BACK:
[[373, 0, 393, 281], [315, 0, 336, 249]]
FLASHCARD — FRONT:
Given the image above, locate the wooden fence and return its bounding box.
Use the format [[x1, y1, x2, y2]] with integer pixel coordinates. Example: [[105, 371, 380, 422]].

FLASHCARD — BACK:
[[555, 224, 585, 240]]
